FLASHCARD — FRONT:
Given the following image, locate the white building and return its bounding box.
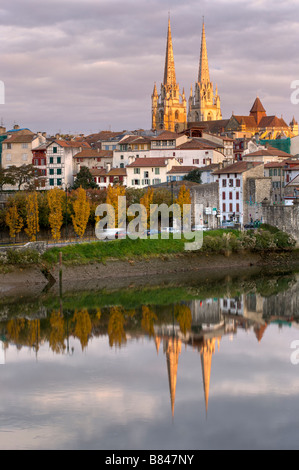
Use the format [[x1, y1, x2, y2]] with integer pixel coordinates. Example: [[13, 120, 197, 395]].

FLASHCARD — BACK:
[[126, 157, 181, 188]]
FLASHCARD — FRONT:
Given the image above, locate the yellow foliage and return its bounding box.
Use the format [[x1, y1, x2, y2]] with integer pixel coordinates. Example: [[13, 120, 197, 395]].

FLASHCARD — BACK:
[[25, 192, 40, 241], [106, 185, 126, 228], [108, 306, 126, 348], [47, 188, 65, 240], [174, 304, 192, 335], [141, 305, 157, 338], [5, 204, 23, 239], [72, 309, 92, 350], [71, 187, 91, 238], [49, 310, 66, 354], [140, 188, 154, 229]]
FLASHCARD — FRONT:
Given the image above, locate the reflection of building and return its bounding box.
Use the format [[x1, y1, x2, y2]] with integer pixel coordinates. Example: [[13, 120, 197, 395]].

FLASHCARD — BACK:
[[164, 337, 182, 417]]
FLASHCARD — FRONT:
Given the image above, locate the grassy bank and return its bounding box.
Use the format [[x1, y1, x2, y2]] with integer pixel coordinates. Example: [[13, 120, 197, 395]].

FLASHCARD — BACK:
[[0, 227, 296, 269]]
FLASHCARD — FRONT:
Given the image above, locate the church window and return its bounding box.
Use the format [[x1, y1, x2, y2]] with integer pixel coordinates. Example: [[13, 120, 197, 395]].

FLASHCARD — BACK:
[[175, 111, 179, 120]]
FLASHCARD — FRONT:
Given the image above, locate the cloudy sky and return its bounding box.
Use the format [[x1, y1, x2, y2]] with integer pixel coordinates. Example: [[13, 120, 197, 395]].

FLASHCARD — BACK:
[[1, 0, 299, 136]]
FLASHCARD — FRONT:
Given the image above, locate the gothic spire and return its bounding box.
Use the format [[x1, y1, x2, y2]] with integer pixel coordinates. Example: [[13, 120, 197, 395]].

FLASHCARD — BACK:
[[164, 17, 177, 88], [198, 21, 210, 85]]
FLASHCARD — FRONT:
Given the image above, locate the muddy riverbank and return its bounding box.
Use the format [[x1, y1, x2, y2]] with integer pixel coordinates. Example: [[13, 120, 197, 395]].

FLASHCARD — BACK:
[[1, 250, 299, 298]]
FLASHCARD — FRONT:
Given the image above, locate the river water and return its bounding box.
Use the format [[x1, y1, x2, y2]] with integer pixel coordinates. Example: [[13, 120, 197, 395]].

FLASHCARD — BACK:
[[1, 268, 299, 450]]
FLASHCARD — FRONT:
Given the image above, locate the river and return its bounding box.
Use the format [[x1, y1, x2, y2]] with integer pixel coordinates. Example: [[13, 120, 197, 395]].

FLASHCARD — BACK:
[[0, 267, 299, 450]]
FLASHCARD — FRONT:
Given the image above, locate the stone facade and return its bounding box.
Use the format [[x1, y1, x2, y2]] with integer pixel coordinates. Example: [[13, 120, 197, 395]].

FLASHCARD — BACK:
[[261, 200, 299, 243]]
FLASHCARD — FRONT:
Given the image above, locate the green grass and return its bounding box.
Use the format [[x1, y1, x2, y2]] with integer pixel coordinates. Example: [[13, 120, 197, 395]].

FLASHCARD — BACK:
[[42, 236, 187, 265]]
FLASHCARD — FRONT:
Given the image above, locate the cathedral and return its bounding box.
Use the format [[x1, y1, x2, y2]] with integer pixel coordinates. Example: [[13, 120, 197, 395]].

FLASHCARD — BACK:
[[152, 19, 222, 132]]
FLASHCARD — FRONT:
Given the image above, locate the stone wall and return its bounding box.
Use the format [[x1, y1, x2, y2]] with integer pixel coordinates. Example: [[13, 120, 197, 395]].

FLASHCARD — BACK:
[[261, 200, 299, 243]]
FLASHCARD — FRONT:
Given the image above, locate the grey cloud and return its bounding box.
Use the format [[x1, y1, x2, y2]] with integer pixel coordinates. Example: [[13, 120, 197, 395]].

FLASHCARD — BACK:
[[1, 0, 299, 133]]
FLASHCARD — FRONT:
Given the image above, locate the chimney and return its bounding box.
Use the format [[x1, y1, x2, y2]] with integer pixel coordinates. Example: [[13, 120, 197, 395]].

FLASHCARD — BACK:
[[13, 124, 20, 130], [0, 126, 6, 135]]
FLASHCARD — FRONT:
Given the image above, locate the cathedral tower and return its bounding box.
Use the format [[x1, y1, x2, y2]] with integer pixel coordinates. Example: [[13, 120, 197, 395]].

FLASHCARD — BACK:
[[188, 21, 222, 123], [152, 18, 187, 132]]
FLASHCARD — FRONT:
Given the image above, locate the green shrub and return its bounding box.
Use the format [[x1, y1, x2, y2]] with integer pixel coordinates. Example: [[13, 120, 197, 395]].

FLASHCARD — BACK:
[[5, 248, 40, 265]]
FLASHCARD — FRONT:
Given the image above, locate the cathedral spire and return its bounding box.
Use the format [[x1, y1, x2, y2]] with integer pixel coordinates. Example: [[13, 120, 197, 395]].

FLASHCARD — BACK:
[[164, 17, 177, 88], [198, 20, 210, 85]]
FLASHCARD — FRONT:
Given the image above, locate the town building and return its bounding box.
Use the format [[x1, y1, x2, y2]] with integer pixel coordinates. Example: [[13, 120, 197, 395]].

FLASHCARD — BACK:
[[73, 149, 113, 172], [2, 128, 46, 170], [126, 157, 181, 188], [213, 161, 271, 225]]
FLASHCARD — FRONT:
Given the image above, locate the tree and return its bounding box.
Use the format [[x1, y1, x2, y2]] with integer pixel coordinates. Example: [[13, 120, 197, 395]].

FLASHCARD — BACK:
[[47, 188, 65, 240], [0, 167, 16, 192], [106, 184, 126, 228], [5, 203, 24, 242], [25, 192, 40, 241], [183, 169, 202, 184], [140, 188, 154, 229], [9, 164, 37, 191], [175, 184, 192, 228], [73, 166, 97, 190], [71, 187, 91, 238]]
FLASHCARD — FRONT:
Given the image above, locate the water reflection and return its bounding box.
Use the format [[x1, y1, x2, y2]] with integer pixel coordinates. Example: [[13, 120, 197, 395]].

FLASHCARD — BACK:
[[1, 271, 299, 423]]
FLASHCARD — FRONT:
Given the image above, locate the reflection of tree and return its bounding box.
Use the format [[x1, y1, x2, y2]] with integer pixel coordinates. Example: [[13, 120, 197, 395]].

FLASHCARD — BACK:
[[108, 307, 126, 348], [27, 319, 41, 352], [49, 311, 66, 354], [174, 304, 192, 336], [6, 318, 25, 346], [72, 309, 92, 350], [141, 306, 157, 338]]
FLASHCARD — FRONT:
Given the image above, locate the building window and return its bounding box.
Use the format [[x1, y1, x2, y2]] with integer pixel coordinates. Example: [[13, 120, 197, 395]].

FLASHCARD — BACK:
[[120, 163, 124, 168], [236, 192, 239, 200], [6, 154, 11, 161], [57, 168, 62, 175], [222, 192, 226, 200], [50, 169, 54, 175], [193, 159, 199, 164], [57, 157, 61, 164], [6, 143, 12, 150], [236, 203, 240, 212], [223, 203, 226, 212], [229, 179, 234, 187], [229, 203, 233, 212], [22, 143, 28, 149], [50, 157, 54, 164], [22, 154, 28, 161], [132, 179, 140, 186], [49, 179, 54, 186], [57, 179, 62, 186], [236, 179, 241, 187], [134, 168, 140, 175], [155, 168, 160, 175], [53, 147, 58, 154], [229, 192, 233, 200], [222, 179, 227, 187]]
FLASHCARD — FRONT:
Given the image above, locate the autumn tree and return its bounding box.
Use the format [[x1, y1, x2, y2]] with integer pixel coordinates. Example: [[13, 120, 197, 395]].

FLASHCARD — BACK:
[[47, 188, 65, 240], [140, 188, 154, 229], [175, 184, 192, 229], [5, 203, 24, 242], [174, 304, 192, 336], [49, 311, 66, 354], [108, 306, 126, 348], [141, 306, 157, 338], [72, 309, 92, 350], [71, 187, 91, 238], [25, 192, 40, 241], [106, 184, 126, 228]]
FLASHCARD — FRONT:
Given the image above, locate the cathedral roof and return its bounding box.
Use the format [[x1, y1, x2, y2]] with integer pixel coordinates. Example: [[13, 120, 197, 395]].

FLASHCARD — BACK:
[[250, 97, 266, 114], [259, 115, 289, 129]]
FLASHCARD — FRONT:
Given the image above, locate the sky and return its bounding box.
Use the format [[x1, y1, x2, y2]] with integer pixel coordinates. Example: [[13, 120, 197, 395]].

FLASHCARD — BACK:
[[1, 0, 299, 136]]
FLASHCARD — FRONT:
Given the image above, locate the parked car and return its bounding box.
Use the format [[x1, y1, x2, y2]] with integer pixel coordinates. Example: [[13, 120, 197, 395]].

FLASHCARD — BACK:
[[191, 225, 210, 232], [221, 221, 235, 228], [97, 228, 127, 240]]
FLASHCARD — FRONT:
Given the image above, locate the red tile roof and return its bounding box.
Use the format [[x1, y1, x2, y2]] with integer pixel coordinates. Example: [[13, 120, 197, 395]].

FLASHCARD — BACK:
[[151, 131, 180, 141], [213, 161, 262, 175], [74, 149, 113, 158], [127, 157, 176, 168], [167, 166, 198, 174], [250, 97, 266, 114]]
